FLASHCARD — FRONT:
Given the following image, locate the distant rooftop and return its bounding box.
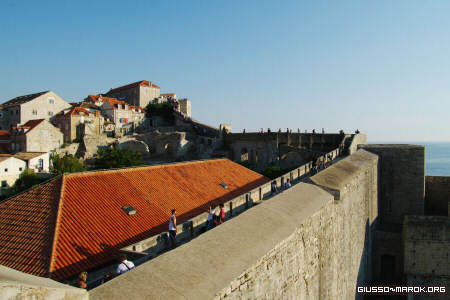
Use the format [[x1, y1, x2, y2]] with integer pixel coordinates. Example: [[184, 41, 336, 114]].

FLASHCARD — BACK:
[[2, 91, 49, 107], [14, 152, 47, 161], [11, 119, 45, 135], [107, 80, 160, 95]]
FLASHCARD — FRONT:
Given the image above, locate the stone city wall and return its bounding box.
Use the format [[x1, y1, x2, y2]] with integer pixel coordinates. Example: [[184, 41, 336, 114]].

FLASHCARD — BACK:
[[0, 266, 88, 300], [425, 176, 450, 216], [121, 148, 341, 257], [403, 216, 450, 300], [225, 132, 350, 171], [90, 149, 378, 300], [359, 144, 425, 231]]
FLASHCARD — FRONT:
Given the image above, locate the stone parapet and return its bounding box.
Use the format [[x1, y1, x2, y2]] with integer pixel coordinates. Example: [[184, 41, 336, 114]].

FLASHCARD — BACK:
[[0, 266, 87, 300], [90, 149, 378, 300]]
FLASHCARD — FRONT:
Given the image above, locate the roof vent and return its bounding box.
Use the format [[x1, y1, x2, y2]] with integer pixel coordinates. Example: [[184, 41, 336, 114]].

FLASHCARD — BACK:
[[220, 182, 228, 189], [121, 205, 137, 215]]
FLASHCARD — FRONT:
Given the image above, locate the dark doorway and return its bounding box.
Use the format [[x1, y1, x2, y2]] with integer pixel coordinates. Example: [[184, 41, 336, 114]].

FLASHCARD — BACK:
[[380, 254, 396, 283]]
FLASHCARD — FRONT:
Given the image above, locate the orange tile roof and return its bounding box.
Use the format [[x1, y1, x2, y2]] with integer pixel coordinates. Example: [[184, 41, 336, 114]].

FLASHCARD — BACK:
[[107, 80, 160, 94], [0, 159, 268, 280], [160, 93, 176, 97], [0, 177, 62, 277], [86, 94, 120, 104], [11, 119, 45, 135], [69, 107, 90, 116], [86, 95, 143, 111], [0, 130, 11, 140]]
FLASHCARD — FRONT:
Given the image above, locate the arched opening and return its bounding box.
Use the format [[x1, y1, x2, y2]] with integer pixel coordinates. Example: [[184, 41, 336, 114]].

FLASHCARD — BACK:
[[164, 143, 174, 155], [240, 147, 248, 162]]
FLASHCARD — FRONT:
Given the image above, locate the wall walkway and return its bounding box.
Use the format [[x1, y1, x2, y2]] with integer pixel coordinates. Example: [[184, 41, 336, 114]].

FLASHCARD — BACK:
[[90, 149, 378, 300]]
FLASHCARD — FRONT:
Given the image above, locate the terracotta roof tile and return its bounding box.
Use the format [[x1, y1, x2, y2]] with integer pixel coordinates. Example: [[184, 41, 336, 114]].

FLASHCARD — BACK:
[[69, 107, 90, 116], [0, 159, 268, 280], [0, 130, 11, 140], [0, 177, 62, 277], [11, 119, 45, 135], [107, 80, 160, 94]]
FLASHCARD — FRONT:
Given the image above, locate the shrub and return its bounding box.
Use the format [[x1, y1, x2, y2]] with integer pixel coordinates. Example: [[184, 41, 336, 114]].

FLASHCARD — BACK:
[[1, 169, 49, 199], [52, 154, 86, 174], [260, 166, 283, 179], [94, 148, 144, 169], [145, 102, 174, 124]]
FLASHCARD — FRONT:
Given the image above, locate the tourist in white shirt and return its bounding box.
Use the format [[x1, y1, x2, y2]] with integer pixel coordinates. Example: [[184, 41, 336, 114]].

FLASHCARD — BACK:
[[116, 254, 135, 275], [169, 209, 177, 248], [206, 205, 215, 231]]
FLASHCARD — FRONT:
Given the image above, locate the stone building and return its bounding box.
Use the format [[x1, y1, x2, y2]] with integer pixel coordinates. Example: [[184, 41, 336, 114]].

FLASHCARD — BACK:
[[53, 106, 104, 143], [100, 98, 145, 136], [10, 119, 63, 153], [177, 98, 191, 117], [105, 80, 160, 108], [0, 91, 71, 130], [13, 152, 50, 173], [0, 155, 26, 194], [160, 93, 177, 101], [84, 94, 144, 136]]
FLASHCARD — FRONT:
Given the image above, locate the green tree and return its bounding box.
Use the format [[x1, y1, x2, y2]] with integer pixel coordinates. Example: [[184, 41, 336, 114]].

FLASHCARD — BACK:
[[95, 148, 144, 169], [1, 169, 49, 199], [145, 102, 174, 124], [52, 154, 87, 174], [260, 166, 283, 179]]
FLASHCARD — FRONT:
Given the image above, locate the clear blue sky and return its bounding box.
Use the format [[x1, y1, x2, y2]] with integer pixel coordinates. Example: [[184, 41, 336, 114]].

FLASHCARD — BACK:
[[1, 0, 449, 141]]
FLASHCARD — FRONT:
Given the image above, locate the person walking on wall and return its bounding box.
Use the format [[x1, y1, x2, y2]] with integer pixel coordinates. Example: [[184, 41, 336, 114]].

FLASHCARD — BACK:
[[206, 205, 215, 230], [271, 181, 278, 195], [116, 254, 135, 275], [169, 209, 177, 248], [284, 178, 291, 189], [75, 271, 88, 289], [219, 203, 225, 224]]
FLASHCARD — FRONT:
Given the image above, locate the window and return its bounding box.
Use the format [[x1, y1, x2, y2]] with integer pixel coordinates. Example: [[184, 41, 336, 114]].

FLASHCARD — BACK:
[[1, 181, 7, 188], [19, 167, 23, 171], [32, 109, 37, 115], [121, 205, 137, 215], [38, 159, 44, 169], [16, 110, 19, 115], [48, 98, 55, 104], [48, 111, 53, 116], [4, 168, 7, 172]]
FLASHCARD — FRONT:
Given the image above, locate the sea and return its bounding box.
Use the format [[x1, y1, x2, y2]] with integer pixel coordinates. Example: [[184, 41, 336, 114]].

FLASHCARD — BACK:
[[369, 142, 450, 176]]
